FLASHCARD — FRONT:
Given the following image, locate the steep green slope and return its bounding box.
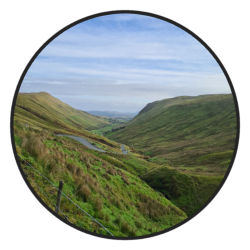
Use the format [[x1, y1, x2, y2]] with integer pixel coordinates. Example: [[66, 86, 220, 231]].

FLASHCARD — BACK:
[[14, 122, 187, 237], [108, 94, 237, 175], [142, 166, 223, 216], [15, 92, 109, 130], [14, 92, 123, 152]]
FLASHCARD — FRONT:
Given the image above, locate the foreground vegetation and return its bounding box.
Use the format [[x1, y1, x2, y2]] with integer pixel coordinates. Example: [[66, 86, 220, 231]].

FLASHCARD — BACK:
[[142, 166, 223, 216], [14, 121, 187, 237]]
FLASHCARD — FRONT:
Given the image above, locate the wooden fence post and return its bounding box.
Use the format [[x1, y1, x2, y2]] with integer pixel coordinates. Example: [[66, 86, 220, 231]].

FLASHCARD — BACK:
[[55, 180, 64, 214]]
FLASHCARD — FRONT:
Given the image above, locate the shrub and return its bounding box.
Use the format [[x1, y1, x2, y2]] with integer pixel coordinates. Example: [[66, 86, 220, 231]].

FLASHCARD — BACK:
[[128, 228, 136, 237], [79, 184, 91, 201], [76, 167, 84, 177], [136, 194, 169, 220], [107, 167, 116, 176], [122, 176, 130, 185], [113, 216, 122, 225], [90, 159, 96, 165], [103, 173, 111, 181], [78, 174, 99, 191], [86, 162, 92, 169], [97, 211, 105, 220], [105, 213, 110, 222], [170, 205, 184, 216], [93, 197, 103, 212], [102, 164, 108, 171], [148, 225, 155, 233], [121, 221, 130, 234], [22, 132, 49, 160], [67, 163, 77, 175], [106, 183, 112, 192], [135, 220, 143, 229], [53, 150, 65, 166], [111, 197, 124, 209]]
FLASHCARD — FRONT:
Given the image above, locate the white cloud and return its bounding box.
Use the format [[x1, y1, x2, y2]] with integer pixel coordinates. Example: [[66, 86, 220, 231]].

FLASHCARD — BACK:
[[21, 14, 231, 112]]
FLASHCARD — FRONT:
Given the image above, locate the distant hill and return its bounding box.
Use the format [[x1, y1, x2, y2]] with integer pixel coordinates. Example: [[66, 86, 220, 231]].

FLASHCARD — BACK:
[[14, 92, 122, 150], [15, 92, 109, 130], [108, 94, 237, 176], [86, 110, 139, 118]]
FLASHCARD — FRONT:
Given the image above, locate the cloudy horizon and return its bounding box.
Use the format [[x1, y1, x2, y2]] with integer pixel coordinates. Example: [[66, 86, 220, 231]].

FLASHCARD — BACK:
[[20, 13, 231, 112]]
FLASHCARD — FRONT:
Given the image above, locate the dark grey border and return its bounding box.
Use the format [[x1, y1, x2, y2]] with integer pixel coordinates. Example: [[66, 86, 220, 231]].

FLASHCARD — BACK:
[[10, 10, 240, 240]]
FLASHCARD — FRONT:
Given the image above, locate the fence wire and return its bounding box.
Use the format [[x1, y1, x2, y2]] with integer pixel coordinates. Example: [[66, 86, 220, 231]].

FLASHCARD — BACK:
[[18, 154, 114, 236]]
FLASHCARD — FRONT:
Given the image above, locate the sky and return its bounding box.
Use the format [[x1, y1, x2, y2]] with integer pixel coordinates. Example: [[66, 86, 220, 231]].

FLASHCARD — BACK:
[[20, 13, 231, 113]]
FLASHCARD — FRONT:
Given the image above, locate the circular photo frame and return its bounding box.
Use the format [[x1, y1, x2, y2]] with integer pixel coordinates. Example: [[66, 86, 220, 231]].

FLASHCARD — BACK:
[[11, 10, 240, 240]]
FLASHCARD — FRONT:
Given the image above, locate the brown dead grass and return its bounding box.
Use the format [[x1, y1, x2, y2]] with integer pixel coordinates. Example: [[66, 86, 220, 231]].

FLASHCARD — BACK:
[[102, 173, 111, 181], [136, 194, 169, 220], [107, 167, 116, 176]]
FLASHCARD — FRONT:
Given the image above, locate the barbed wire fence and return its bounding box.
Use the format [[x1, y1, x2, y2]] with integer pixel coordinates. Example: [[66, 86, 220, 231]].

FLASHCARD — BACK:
[[17, 154, 114, 236]]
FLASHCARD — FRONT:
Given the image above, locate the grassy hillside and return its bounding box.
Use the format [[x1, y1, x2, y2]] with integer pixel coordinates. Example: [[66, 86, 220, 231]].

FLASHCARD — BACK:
[[14, 92, 124, 153], [142, 166, 223, 216], [16, 92, 109, 130], [108, 94, 237, 176], [14, 122, 187, 237], [13, 92, 234, 235]]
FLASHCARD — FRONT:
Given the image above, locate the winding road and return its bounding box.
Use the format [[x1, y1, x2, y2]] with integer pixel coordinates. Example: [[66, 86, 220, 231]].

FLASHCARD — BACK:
[[57, 134, 127, 154], [121, 144, 128, 154]]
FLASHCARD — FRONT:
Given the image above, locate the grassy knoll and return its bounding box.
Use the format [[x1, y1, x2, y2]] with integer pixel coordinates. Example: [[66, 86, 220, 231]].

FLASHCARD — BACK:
[[142, 166, 223, 216], [14, 122, 187, 237], [108, 94, 237, 176]]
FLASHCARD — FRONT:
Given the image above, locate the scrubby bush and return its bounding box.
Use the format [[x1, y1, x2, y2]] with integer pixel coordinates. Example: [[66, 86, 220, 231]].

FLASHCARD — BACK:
[[46, 158, 59, 174], [170, 205, 184, 216], [22, 132, 49, 160], [105, 213, 110, 222], [93, 197, 103, 212], [78, 184, 91, 201], [121, 221, 130, 234], [135, 220, 143, 229], [76, 167, 84, 177], [136, 194, 169, 220], [86, 162, 92, 169], [113, 216, 121, 224], [67, 163, 77, 175], [106, 183, 112, 192], [103, 173, 111, 181], [128, 228, 136, 237], [122, 175, 130, 185], [107, 167, 116, 176]]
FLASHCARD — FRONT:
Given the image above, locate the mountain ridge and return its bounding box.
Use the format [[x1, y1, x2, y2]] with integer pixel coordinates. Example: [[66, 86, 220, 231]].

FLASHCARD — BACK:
[[108, 94, 237, 176]]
